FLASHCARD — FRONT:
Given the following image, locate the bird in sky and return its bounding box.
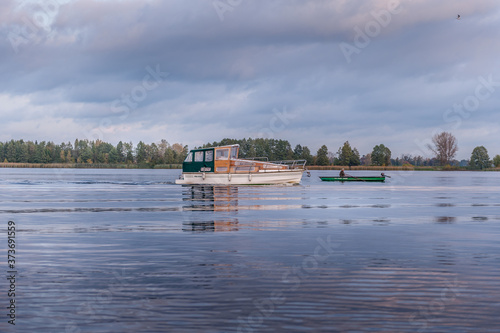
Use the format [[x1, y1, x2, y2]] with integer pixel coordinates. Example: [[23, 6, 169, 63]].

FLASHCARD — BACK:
[[457, 14, 461, 20]]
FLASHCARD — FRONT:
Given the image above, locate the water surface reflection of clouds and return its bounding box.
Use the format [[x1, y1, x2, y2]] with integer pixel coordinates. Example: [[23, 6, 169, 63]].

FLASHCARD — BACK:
[[2, 169, 500, 332]]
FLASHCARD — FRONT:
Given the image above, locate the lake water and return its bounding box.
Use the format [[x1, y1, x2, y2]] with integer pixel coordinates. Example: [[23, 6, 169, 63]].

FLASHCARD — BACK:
[[1, 168, 499, 332]]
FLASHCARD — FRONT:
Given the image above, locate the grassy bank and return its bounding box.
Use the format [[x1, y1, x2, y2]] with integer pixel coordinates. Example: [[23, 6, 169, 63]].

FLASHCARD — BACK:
[[0, 163, 182, 169]]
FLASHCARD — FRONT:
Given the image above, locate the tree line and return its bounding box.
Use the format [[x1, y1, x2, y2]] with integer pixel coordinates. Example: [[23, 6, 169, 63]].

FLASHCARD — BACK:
[[1, 133, 498, 169], [0, 139, 188, 166], [206, 134, 499, 169], [313, 132, 499, 169]]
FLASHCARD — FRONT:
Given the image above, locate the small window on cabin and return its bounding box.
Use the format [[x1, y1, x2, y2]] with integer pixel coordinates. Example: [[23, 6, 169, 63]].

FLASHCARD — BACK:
[[184, 153, 193, 162], [216, 149, 229, 160], [194, 151, 204, 162], [205, 150, 213, 162], [231, 146, 238, 159]]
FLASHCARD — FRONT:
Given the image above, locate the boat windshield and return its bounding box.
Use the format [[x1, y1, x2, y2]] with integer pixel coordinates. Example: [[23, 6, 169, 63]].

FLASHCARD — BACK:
[[194, 151, 204, 162], [231, 146, 238, 159], [216, 149, 229, 160], [205, 150, 213, 162]]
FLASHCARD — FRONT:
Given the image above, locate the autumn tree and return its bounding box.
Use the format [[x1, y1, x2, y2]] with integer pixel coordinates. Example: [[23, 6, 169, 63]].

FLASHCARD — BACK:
[[427, 132, 458, 166], [171, 143, 188, 164], [361, 153, 372, 166]]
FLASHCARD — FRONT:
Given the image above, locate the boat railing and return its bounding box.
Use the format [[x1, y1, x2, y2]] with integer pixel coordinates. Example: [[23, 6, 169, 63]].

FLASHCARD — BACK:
[[268, 159, 307, 170], [231, 159, 306, 172], [248, 156, 269, 162]]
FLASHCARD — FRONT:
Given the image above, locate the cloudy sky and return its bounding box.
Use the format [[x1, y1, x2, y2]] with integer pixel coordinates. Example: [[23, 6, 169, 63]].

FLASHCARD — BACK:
[[1, 0, 499, 159]]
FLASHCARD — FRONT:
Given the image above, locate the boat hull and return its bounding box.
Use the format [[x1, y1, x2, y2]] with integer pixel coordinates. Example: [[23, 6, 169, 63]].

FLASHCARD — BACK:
[[320, 176, 385, 182], [176, 170, 304, 185]]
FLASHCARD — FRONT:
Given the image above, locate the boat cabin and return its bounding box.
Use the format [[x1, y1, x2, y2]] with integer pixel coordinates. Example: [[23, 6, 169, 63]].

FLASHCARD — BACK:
[[182, 144, 292, 174], [182, 144, 239, 173]]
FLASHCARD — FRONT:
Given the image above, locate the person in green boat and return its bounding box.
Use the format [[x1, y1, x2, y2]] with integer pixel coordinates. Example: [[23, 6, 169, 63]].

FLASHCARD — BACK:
[[339, 168, 345, 177]]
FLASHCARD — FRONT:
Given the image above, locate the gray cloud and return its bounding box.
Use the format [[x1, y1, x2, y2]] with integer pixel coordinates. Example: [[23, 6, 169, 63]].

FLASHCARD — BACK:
[[0, 0, 499, 159]]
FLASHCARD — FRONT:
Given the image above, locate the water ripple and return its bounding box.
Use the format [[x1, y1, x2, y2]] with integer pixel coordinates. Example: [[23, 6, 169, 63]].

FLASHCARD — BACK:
[[2, 169, 500, 332]]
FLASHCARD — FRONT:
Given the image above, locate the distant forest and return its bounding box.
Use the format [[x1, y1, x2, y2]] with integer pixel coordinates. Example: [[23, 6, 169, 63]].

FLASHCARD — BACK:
[[0, 139, 188, 167], [1, 137, 498, 168]]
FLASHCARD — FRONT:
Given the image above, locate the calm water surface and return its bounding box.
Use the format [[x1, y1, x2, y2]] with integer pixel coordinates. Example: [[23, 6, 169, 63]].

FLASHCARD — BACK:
[[1, 168, 499, 332]]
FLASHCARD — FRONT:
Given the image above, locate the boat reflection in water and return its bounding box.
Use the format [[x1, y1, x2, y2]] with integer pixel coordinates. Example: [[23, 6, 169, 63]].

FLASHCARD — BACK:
[[182, 218, 239, 233], [182, 185, 240, 212], [182, 185, 240, 232], [180, 184, 305, 232]]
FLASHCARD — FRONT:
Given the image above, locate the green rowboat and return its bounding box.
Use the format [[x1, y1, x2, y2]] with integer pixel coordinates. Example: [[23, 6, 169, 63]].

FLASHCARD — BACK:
[[320, 175, 386, 182]]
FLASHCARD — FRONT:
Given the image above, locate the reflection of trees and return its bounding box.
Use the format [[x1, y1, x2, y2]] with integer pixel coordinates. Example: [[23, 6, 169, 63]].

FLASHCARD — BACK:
[[435, 216, 456, 224]]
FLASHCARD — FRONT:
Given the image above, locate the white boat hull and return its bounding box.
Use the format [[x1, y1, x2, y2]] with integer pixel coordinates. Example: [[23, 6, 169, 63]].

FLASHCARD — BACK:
[[175, 170, 304, 185]]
